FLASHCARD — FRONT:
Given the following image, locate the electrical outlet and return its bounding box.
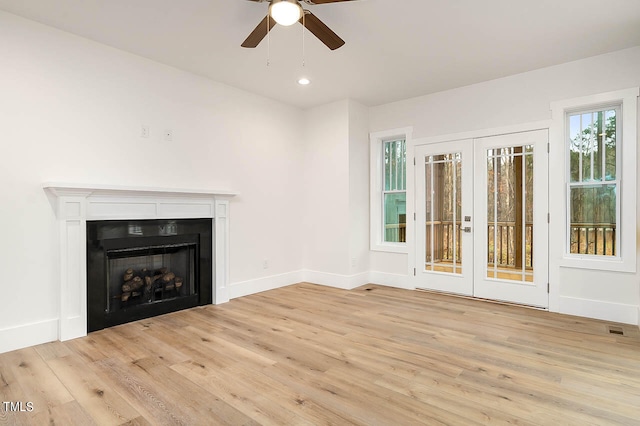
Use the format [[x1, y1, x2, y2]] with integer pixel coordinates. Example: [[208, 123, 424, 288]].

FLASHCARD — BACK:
[[351, 257, 357, 268], [263, 259, 269, 269], [164, 129, 173, 141], [141, 125, 149, 138]]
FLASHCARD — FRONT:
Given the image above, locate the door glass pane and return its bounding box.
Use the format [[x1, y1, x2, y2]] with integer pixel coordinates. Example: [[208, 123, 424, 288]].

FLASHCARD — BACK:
[[487, 146, 533, 282], [425, 153, 462, 274], [525, 150, 534, 271], [425, 162, 433, 267]]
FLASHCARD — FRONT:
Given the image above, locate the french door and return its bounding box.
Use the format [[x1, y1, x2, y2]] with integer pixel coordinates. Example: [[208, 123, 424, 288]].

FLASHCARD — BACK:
[[415, 140, 474, 295], [415, 130, 549, 308]]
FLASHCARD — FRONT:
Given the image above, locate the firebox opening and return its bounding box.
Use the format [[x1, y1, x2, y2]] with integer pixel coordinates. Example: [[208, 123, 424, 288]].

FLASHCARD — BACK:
[[87, 218, 212, 332], [107, 242, 196, 312]]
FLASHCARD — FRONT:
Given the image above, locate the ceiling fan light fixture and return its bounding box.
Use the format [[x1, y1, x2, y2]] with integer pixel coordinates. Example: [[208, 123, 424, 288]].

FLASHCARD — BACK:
[[270, 0, 303, 27]]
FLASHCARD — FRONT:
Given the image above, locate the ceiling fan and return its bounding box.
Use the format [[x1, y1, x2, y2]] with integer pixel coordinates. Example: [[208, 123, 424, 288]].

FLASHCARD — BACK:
[[242, 0, 357, 51]]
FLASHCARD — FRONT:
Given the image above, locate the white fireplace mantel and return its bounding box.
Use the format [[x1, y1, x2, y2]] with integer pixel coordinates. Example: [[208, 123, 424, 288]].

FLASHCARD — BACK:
[[44, 183, 237, 341]]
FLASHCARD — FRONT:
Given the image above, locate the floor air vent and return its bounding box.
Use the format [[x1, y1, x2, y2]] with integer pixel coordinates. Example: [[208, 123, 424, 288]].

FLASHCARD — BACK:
[[608, 326, 624, 335]]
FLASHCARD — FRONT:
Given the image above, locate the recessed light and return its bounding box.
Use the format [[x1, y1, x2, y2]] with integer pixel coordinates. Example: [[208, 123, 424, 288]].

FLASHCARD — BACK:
[[298, 78, 311, 85]]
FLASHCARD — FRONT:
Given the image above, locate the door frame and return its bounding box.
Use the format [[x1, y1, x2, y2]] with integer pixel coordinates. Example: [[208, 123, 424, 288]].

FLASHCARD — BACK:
[[409, 121, 551, 307]]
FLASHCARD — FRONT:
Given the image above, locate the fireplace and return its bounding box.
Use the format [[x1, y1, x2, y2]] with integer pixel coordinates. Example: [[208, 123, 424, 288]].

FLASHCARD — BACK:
[[44, 183, 234, 341], [87, 218, 212, 331]]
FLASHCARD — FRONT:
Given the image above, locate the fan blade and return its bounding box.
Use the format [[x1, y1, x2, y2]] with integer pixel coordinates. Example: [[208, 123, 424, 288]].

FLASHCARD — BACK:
[[304, 0, 356, 4], [300, 12, 345, 50], [241, 15, 276, 48]]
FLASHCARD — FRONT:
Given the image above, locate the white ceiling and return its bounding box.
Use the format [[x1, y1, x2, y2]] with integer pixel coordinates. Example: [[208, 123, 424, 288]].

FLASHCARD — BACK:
[[1, 0, 640, 109]]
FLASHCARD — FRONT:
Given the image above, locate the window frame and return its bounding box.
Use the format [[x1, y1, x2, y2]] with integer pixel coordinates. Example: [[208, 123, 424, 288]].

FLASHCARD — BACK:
[[565, 105, 621, 260], [370, 127, 412, 253], [550, 88, 638, 272]]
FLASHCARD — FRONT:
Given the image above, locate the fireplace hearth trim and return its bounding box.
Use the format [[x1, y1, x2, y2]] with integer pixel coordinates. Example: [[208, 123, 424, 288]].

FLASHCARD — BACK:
[[44, 183, 236, 341]]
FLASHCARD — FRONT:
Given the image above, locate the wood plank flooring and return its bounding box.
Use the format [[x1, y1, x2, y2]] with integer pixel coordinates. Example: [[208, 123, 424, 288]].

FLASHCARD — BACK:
[[1, 283, 640, 425]]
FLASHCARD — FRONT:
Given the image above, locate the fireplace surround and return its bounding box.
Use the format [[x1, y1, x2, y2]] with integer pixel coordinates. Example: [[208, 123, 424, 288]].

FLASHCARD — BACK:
[[87, 218, 212, 331], [45, 183, 235, 341]]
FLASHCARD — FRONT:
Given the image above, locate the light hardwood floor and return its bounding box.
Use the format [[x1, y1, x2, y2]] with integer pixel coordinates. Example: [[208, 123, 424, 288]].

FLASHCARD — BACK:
[[1, 283, 640, 425]]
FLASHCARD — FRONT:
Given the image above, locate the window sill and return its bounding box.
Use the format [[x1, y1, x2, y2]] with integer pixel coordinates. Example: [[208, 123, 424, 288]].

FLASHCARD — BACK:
[[560, 255, 635, 273], [371, 242, 408, 254]]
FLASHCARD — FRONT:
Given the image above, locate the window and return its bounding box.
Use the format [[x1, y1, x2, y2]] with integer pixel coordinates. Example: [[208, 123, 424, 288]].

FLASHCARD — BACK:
[[550, 87, 637, 272], [567, 107, 619, 257], [383, 139, 407, 243], [370, 127, 412, 253]]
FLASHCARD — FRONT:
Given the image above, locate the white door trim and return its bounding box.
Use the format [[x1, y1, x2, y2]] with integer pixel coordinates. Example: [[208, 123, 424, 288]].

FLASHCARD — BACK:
[[411, 122, 551, 308]]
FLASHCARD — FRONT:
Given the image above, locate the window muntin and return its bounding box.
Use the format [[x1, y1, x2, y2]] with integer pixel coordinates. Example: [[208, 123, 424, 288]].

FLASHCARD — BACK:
[[383, 139, 406, 243], [567, 107, 619, 257], [487, 145, 534, 282]]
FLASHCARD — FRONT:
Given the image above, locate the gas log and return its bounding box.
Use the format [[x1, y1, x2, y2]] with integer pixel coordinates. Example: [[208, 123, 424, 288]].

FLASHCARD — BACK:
[[122, 276, 143, 293], [120, 268, 182, 302]]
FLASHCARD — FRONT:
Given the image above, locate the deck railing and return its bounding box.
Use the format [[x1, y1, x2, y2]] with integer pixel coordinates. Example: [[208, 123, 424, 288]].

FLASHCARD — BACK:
[[424, 221, 534, 268], [395, 221, 616, 264], [487, 222, 533, 268], [424, 221, 461, 263], [384, 223, 406, 243], [570, 223, 616, 256]]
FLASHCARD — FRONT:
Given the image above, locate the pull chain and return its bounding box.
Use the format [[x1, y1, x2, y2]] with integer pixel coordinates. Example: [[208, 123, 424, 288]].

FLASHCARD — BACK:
[[302, 11, 306, 68]]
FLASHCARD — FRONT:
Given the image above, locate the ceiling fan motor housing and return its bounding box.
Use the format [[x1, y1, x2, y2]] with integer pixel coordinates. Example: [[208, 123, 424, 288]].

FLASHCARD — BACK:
[[269, 0, 303, 26]]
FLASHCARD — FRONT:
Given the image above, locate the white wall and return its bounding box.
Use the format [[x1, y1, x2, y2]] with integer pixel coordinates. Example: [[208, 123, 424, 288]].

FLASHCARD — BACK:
[[371, 47, 640, 138], [369, 47, 640, 324], [300, 99, 372, 289], [301, 100, 351, 280], [0, 11, 306, 352], [348, 100, 371, 277]]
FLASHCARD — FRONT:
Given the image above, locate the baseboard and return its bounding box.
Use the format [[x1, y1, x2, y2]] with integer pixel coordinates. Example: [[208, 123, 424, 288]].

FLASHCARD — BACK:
[[558, 296, 638, 325], [0, 318, 58, 354], [303, 270, 369, 290], [230, 269, 395, 297], [368, 271, 413, 290], [229, 269, 412, 295], [229, 270, 304, 299]]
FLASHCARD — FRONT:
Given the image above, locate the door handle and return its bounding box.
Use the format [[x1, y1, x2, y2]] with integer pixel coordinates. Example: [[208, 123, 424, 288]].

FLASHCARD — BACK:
[[463, 227, 472, 233]]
